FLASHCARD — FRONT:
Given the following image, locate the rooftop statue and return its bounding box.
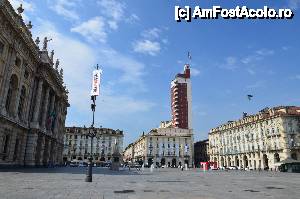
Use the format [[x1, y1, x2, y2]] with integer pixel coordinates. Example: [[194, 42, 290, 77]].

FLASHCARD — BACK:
[[55, 59, 60, 70], [50, 50, 54, 63], [43, 37, 52, 51]]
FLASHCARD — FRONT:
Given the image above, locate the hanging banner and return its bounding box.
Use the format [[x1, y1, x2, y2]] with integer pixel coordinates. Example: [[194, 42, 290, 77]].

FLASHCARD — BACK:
[[90, 69, 102, 96]]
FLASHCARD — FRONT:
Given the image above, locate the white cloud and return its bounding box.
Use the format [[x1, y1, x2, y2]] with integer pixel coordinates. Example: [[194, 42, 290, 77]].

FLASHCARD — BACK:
[[241, 55, 261, 64], [33, 20, 154, 124], [220, 56, 238, 70], [126, 14, 140, 24], [241, 48, 274, 64], [133, 27, 168, 56], [291, 74, 300, 80], [49, 0, 80, 20], [282, 46, 290, 51], [133, 40, 161, 56], [255, 49, 274, 56], [246, 68, 256, 75], [99, 47, 146, 90], [142, 28, 161, 39], [288, 0, 300, 9], [191, 68, 201, 76], [71, 17, 107, 43], [98, 91, 155, 115], [97, 0, 125, 30]]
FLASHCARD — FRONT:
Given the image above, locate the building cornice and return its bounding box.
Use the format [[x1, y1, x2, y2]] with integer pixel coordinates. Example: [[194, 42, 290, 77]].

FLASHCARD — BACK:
[[0, 0, 39, 60], [209, 106, 300, 134]]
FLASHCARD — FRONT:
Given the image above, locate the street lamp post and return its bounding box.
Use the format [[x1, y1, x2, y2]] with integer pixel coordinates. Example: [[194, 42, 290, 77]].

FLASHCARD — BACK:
[[85, 95, 97, 182], [85, 64, 102, 182]]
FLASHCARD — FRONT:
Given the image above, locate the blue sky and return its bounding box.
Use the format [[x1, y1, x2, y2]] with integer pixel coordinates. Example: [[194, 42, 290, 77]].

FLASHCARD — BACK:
[[11, 0, 300, 146]]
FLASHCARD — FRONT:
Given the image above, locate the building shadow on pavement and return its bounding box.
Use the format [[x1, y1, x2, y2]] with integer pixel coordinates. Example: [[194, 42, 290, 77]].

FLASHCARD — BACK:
[[0, 167, 141, 175]]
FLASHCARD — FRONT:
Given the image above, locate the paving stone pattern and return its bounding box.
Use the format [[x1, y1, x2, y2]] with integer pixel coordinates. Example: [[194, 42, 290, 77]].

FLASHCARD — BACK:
[[0, 167, 299, 199]]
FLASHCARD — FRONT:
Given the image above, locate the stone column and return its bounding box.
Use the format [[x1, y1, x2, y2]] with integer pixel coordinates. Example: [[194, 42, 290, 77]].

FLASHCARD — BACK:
[[24, 77, 36, 124], [47, 94, 55, 132], [24, 131, 39, 166], [41, 87, 50, 131], [49, 141, 54, 163], [39, 136, 45, 166], [53, 101, 62, 138], [46, 139, 52, 164], [32, 79, 43, 126], [13, 66, 25, 119]]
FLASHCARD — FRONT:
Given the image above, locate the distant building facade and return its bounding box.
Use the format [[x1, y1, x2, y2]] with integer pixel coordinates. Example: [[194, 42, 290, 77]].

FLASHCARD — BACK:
[[194, 139, 209, 166], [171, 64, 192, 129], [208, 106, 300, 170], [123, 143, 134, 162], [124, 64, 194, 167], [63, 127, 124, 162], [0, 1, 69, 167], [123, 126, 193, 167]]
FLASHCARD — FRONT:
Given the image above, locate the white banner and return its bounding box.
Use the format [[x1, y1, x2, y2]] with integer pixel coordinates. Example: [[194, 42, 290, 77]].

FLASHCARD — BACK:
[[91, 69, 102, 96]]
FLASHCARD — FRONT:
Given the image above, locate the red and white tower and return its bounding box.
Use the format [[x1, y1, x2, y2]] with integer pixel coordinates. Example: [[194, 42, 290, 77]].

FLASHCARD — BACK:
[[171, 64, 192, 129]]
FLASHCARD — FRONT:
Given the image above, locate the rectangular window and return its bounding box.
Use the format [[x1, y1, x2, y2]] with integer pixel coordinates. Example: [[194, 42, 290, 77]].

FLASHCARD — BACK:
[[15, 57, 21, 67], [0, 41, 4, 55]]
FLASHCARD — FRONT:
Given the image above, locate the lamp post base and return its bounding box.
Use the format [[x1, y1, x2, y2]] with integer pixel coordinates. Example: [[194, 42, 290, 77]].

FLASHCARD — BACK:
[[85, 159, 93, 182], [85, 176, 92, 182]]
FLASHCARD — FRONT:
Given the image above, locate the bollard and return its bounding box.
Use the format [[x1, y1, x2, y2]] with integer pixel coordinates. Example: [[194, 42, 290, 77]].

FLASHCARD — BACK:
[[142, 164, 145, 171]]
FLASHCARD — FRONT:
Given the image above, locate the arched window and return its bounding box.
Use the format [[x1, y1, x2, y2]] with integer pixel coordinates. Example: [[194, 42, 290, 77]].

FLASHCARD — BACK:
[[5, 75, 18, 115], [18, 86, 26, 120]]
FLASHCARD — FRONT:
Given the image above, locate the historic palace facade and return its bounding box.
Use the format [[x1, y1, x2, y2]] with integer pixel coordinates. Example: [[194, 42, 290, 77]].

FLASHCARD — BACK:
[[124, 64, 194, 167], [208, 106, 300, 170], [0, 1, 69, 166], [123, 123, 194, 167], [63, 127, 124, 162], [194, 139, 209, 166]]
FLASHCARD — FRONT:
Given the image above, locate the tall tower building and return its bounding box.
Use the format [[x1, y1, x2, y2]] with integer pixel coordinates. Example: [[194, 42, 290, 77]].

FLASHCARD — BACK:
[[171, 64, 192, 129]]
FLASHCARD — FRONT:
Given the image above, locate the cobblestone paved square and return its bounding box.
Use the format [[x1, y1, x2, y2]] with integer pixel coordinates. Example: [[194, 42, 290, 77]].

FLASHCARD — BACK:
[[0, 167, 300, 199]]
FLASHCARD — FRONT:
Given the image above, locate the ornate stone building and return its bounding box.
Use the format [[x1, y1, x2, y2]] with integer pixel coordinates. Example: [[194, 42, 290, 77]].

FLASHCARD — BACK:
[[123, 124, 194, 167], [208, 106, 300, 170], [63, 127, 124, 162], [194, 139, 209, 166], [0, 1, 69, 166], [123, 142, 134, 163]]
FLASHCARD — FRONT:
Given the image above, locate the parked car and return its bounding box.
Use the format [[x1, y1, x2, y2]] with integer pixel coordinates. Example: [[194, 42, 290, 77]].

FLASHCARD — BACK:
[[78, 161, 88, 167], [70, 162, 78, 167], [228, 166, 238, 170]]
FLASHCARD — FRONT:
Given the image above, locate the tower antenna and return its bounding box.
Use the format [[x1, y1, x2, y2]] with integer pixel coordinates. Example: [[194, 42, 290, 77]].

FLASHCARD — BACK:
[[187, 51, 192, 65]]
